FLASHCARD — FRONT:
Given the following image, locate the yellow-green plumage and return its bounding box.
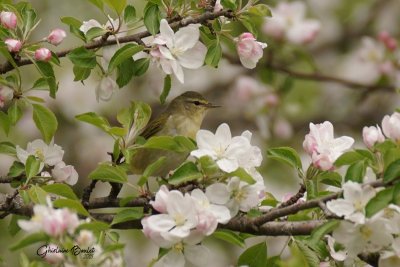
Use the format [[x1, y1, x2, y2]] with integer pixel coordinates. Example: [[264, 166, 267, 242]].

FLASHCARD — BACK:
[[129, 91, 219, 176]]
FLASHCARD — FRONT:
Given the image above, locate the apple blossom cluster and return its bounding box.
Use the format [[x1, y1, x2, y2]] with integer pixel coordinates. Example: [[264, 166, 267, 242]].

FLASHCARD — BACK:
[[263, 1, 321, 45], [0, 10, 66, 61], [150, 19, 207, 84], [16, 139, 78, 185], [356, 32, 400, 87], [325, 181, 400, 266], [363, 111, 400, 147], [303, 121, 354, 171]]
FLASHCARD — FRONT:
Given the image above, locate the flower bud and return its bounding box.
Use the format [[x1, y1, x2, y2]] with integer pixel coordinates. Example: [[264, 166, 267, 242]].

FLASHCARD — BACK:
[[38, 244, 65, 264], [362, 125, 385, 148], [0, 85, 13, 108], [4, 38, 22, 52], [47, 28, 66, 46], [95, 76, 117, 102], [236, 32, 267, 69], [0, 11, 17, 29], [214, 0, 223, 12], [378, 31, 397, 51], [52, 162, 78, 185], [34, 48, 52, 62], [76, 230, 95, 246], [382, 112, 400, 142]]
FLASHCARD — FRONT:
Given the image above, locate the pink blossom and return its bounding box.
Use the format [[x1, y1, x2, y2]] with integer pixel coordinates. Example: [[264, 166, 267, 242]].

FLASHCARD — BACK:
[[303, 121, 354, 171], [34, 48, 52, 62], [37, 244, 65, 264], [362, 125, 385, 148], [236, 32, 267, 69], [378, 31, 397, 51], [47, 28, 66, 46], [214, 0, 223, 12], [51, 162, 78, 185], [0, 11, 17, 29], [5, 38, 21, 52]]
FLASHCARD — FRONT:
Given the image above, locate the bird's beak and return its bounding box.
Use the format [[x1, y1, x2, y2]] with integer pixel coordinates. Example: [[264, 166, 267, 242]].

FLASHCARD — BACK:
[[204, 103, 221, 108]]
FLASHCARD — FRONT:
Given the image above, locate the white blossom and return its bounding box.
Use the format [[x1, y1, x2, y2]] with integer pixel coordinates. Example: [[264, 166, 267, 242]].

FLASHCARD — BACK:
[[191, 123, 262, 173], [51, 162, 79, 185], [326, 181, 376, 224], [382, 112, 400, 142], [150, 19, 207, 83]]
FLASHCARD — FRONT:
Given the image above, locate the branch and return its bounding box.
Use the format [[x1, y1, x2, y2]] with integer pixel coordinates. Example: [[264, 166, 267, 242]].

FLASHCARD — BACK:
[[0, 10, 235, 74], [266, 63, 395, 92]]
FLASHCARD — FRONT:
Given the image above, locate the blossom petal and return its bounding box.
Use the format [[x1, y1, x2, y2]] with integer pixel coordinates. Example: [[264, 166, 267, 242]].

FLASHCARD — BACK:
[[217, 158, 239, 173], [174, 24, 200, 51], [154, 250, 185, 267], [326, 199, 355, 217], [178, 42, 207, 69], [206, 183, 230, 205], [159, 19, 175, 48], [184, 244, 210, 266]]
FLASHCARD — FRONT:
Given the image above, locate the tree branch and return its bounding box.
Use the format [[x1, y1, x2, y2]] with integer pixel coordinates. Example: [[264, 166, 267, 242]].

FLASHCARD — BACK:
[[0, 10, 235, 74]]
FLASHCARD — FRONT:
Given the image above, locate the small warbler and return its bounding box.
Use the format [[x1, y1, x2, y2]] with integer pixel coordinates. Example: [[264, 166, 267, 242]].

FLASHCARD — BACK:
[[130, 91, 219, 176]]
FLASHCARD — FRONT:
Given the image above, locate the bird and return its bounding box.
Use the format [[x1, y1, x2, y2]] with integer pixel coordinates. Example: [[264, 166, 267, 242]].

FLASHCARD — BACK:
[[129, 91, 219, 177]]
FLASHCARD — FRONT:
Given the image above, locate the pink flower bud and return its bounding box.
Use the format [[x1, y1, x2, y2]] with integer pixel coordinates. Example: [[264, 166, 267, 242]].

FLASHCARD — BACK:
[[52, 162, 78, 185], [236, 32, 267, 69], [47, 28, 66, 46], [4, 38, 21, 52], [214, 0, 223, 12], [37, 244, 65, 264], [0, 11, 17, 29], [34, 48, 52, 62], [378, 31, 397, 51], [362, 125, 385, 148]]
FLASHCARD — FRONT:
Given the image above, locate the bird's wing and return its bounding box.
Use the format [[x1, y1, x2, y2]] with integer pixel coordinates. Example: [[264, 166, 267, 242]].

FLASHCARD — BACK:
[[140, 114, 170, 139]]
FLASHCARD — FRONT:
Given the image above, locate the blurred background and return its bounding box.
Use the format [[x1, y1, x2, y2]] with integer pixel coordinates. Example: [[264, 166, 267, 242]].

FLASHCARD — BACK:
[[1, 0, 400, 266]]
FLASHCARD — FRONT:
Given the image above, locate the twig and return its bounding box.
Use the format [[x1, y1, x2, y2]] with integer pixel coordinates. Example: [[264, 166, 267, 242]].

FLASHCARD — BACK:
[[277, 184, 306, 208], [0, 10, 235, 74], [81, 180, 97, 209]]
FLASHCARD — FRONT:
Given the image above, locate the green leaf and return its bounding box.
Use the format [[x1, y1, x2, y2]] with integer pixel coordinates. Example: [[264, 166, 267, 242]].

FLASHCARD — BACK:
[[366, 187, 394, 217], [85, 26, 107, 41], [77, 221, 110, 232], [8, 214, 27, 236], [89, 163, 128, 183], [61, 16, 82, 28], [142, 136, 194, 153], [124, 5, 136, 24], [221, 0, 237, 10], [132, 58, 150, 76], [10, 232, 49, 251], [199, 156, 219, 176], [239, 15, 258, 37], [35, 61, 57, 98], [104, 0, 126, 14], [138, 156, 167, 186], [230, 167, 256, 184], [32, 104, 58, 144], [291, 240, 320, 267], [160, 75, 171, 104], [8, 100, 22, 125], [335, 151, 368, 167], [306, 220, 339, 248], [168, 162, 202, 185], [384, 159, 400, 183], [111, 208, 144, 225], [267, 147, 302, 170], [384, 148, 400, 170], [317, 171, 342, 188], [53, 199, 89, 216], [248, 4, 272, 17], [0, 141, 16, 156], [0, 111, 11, 135], [75, 112, 110, 132], [108, 44, 144, 72], [73, 66, 92, 81], [27, 185, 48, 205], [87, 0, 104, 10], [238, 242, 267, 267], [7, 161, 25, 177], [116, 57, 135, 87], [344, 161, 366, 182], [143, 3, 161, 35], [213, 229, 245, 247], [119, 196, 135, 207], [67, 47, 97, 69], [25, 156, 41, 180], [26, 96, 45, 103], [42, 184, 78, 200], [205, 40, 222, 68]]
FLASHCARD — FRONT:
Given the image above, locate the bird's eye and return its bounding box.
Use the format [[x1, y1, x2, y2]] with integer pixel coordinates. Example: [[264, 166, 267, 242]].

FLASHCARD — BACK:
[[193, 101, 201, 106]]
